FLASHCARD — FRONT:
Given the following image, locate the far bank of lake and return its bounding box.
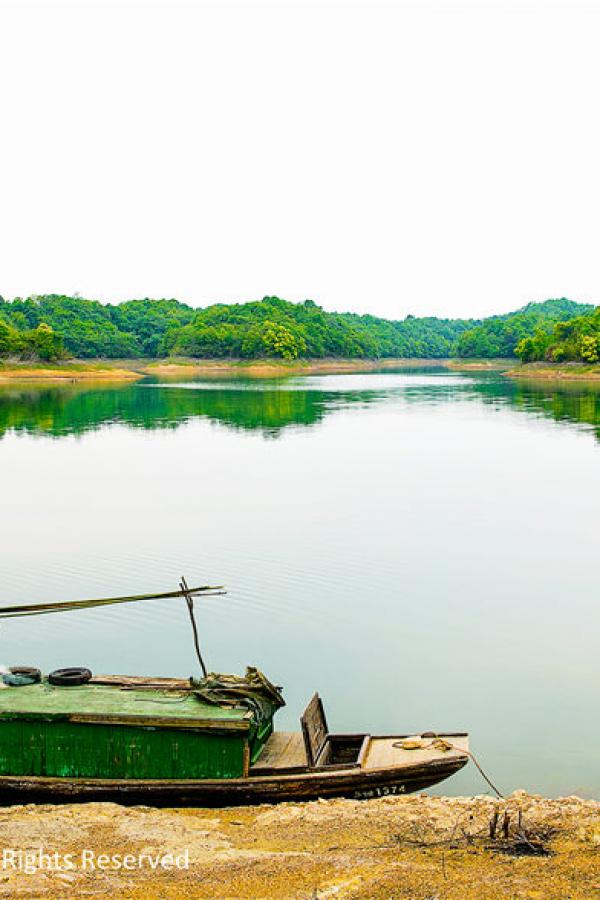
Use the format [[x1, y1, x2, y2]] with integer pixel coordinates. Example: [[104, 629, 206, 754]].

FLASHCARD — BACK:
[[0, 362, 143, 383], [5, 356, 600, 383], [0, 357, 452, 383], [506, 361, 600, 380]]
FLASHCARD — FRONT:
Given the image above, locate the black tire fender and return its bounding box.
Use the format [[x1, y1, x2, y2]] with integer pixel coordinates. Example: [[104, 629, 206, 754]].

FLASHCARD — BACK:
[[48, 667, 92, 687]]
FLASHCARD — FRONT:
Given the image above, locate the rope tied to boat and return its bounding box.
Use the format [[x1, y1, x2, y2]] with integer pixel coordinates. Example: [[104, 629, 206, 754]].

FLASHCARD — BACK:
[[392, 735, 504, 799]]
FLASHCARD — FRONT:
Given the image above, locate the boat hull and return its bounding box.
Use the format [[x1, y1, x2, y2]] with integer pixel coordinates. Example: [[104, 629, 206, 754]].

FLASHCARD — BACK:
[[0, 755, 467, 807]]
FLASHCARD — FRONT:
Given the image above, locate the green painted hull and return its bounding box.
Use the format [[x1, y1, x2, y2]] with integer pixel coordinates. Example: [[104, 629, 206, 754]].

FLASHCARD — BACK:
[[0, 719, 248, 779], [0, 681, 275, 780]]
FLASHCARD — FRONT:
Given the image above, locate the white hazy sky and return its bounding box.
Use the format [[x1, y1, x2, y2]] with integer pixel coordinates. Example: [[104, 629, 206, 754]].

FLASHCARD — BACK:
[[1, 0, 599, 320]]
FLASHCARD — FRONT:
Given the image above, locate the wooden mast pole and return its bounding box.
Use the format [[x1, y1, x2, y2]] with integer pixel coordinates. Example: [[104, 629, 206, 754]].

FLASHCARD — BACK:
[[180, 576, 208, 678]]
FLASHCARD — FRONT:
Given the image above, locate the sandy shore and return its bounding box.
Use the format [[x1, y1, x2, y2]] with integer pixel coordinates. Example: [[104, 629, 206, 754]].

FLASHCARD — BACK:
[[506, 362, 600, 381], [4, 357, 600, 384], [0, 792, 597, 898], [445, 359, 513, 372], [0, 358, 446, 383], [143, 358, 447, 379], [0, 364, 143, 384]]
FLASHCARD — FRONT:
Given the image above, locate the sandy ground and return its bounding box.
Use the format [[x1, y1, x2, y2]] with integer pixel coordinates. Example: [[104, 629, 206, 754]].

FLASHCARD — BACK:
[[445, 359, 513, 371], [142, 358, 446, 379], [0, 792, 598, 898], [0, 358, 447, 383], [0, 364, 142, 383], [506, 363, 600, 380], [3, 357, 600, 384]]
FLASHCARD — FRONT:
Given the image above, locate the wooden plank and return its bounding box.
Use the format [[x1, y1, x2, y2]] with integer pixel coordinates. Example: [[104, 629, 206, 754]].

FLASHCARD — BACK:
[[300, 694, 328, 767], [65, 714, 250, 731], [357, 735, 371, 768], [250, 732, 307, 772], [90, 675, 192, 689], [363, 735, 469, 771]]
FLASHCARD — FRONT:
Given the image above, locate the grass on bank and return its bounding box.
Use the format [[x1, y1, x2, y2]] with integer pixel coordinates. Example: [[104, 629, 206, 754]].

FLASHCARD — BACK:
[[0, 359, 144, 382], [0, 356, 450, 382], [507, 361, 600, 380], [5, 355, 600, 383]]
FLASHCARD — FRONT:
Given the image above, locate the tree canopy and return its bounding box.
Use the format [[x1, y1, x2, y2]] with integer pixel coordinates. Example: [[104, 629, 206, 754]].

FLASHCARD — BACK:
[[0, 293, 594, 362], [455, 298, 592, 359], [514, 306, 600, 364]]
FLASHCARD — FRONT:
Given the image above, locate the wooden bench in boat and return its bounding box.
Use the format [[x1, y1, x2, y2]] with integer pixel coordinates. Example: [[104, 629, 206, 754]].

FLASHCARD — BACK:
[[251, 693, 369, 774], [249, 732, 308, 773]]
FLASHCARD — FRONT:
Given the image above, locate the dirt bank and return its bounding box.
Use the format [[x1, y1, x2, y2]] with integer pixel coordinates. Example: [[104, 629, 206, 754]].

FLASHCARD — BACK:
[[143, 358, 447, 379], [0, 363, 143, 384], [4, 357, 600, 384], [506, 362, 600, 381], [0, 792, 598, 898], [0, 358, 448, 383], [445, 359, 513, 372]]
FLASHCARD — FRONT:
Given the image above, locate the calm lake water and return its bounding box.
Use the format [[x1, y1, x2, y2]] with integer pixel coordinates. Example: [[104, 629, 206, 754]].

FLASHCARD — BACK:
[[1, 368, 600, 798]]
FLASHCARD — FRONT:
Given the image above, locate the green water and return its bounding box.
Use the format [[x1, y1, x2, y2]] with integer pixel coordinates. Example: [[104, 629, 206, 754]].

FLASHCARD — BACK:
[[1, 368, 599, 797]]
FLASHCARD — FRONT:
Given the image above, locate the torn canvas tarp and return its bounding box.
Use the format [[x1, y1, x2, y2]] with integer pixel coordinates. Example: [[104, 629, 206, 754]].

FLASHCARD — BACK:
[[191, 666, 285, 723]]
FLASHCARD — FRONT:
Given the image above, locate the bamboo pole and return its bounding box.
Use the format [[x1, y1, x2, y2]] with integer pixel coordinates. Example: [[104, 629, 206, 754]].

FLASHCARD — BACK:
[[0, 585, 225, 619]]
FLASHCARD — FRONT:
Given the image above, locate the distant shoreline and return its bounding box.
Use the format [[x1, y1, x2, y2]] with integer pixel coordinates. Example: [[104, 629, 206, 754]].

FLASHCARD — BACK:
[[0, 357, 449, 383], [144, 358, 448, 379], [444, 359, 513, 371], [506, 361, 600, 381], [3, 357, 600, 383], [0, 362, 143, 383]]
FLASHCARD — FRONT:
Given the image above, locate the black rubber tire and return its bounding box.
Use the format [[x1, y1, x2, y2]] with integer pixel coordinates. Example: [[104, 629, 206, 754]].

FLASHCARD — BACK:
[[48, 667, 92, 687], [9, 666, 42, 683]]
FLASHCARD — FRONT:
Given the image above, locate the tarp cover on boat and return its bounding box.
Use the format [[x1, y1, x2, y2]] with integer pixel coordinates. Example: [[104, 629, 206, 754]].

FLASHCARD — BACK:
[[191, 667, 285, 724]]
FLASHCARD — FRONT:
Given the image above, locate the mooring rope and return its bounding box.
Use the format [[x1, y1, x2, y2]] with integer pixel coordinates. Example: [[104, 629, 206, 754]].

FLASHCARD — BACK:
[[393, 736, 504, 799], [450, 743, 504, 799]]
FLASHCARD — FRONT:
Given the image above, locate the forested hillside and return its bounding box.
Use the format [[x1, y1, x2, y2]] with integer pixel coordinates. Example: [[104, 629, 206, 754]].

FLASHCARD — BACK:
[[0, 295, 194, 359], [162, 297, 474, 360], [0, 294, 594, 362], [0, 295, 472, 360], [455, 299, 592, 358], [515, 306, 600, 363]]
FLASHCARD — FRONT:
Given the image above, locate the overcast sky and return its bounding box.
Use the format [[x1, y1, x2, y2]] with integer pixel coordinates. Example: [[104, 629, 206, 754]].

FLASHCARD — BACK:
[[0, 0, 599, 320]]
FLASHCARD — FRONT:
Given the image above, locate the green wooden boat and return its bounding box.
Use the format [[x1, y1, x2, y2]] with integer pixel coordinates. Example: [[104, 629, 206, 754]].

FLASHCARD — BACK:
[[0, 584, 469, 805]]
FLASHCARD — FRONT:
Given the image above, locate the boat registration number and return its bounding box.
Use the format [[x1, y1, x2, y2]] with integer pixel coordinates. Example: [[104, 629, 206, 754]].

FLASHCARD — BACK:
[[353, 785, 405, 799]]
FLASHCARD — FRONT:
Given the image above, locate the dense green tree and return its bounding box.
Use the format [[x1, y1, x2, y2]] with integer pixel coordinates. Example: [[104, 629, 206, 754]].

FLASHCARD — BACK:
[[107, 298, 195, 356], [456, 299, 591, 359], [240, 320, 307, 359], [27, 323, 64, 361], [0, 316, 64, 360], [515, 306, 600, 364], [0, 293, 594, 363], [0, 295, 139, 358], [0, 319, 22, 355], [580, 335, 600, 363]]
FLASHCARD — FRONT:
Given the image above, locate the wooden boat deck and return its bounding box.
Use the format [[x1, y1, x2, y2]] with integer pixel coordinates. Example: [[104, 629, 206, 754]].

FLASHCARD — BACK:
[[362, 735, 469, 771], [251, 732, 469, 775], [250, 732, 307, 772]]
